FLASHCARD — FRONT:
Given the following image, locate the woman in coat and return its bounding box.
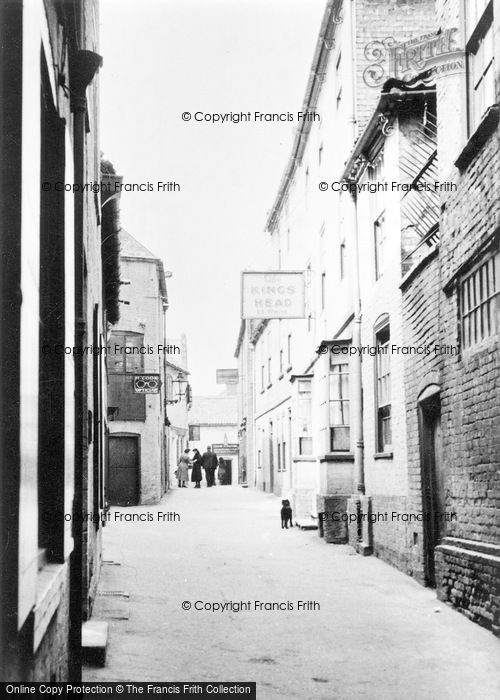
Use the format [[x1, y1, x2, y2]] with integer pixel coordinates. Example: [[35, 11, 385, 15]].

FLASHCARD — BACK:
[[217, 457, 226, 485], [177, 448, 190, 487], [191, 448, 203, 488]]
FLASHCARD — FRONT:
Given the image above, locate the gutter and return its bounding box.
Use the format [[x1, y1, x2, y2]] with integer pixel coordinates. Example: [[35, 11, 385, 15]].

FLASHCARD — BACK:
[[265, 0, 341, 233]]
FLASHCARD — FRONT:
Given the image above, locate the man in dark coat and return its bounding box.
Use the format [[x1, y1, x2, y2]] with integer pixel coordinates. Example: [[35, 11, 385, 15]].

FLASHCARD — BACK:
[[202, 446, 218, 487]]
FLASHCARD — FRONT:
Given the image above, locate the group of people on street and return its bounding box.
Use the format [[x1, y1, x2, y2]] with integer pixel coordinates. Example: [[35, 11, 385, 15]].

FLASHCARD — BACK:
[[175, 446, 227, 488]]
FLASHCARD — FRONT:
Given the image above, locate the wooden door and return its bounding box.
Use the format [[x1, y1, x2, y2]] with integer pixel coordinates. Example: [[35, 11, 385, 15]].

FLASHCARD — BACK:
[[420, 394, 443, 586], [108, 435, 139, 506]]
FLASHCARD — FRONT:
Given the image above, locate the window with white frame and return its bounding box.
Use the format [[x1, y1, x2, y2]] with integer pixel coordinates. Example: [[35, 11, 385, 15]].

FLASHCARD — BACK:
[[465, 0, 495, 134], [374, 211, 387, 281], [369, 152, 387, 280], [336, 52, 342, 110], [297, 378, 312, 455], [460, 251, 498, 348], [329, 351, 350, 451], [375, 320, 391, 452], [340, 239, 347, 280]]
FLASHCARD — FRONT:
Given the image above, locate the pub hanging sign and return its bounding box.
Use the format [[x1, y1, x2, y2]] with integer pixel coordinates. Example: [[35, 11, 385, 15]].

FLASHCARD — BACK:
[[241, 271, 305, 319], [133, 374, 161, 394]]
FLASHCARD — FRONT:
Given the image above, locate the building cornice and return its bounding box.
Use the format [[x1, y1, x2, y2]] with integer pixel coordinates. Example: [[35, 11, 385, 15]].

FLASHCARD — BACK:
[[343, 73, 436, 183], [265, 0, 341, 233]]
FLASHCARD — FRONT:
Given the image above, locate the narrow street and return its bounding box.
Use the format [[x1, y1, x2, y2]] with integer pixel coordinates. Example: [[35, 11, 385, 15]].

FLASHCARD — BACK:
[[84, 485, 500, 699]]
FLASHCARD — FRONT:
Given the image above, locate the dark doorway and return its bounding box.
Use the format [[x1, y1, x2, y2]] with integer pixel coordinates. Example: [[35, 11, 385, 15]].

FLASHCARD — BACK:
[[419, 388, 443, 587], [109, 435, 139, 506], [224, 459, 232, 485]]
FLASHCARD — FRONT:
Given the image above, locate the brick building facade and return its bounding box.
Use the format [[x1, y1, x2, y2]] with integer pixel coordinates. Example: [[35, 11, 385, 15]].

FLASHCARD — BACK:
[[432, 0, 500, 635], [236, 0, 499, 637], [107, 229, 169, 505], [0, 0, 109, 680]]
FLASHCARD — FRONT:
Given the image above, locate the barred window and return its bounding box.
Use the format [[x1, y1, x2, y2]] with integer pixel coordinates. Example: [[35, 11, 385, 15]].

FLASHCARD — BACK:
[[461, 252, 498, 348], [375, 323, 391, 452], [329, 354, 350, 452]]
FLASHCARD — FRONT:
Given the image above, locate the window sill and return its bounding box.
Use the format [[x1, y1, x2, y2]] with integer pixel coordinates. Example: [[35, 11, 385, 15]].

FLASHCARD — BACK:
[[374, 452, 393, 460], [266, 382, 272, 389], [320, 452, 354, 463], [34, 561, 68, 652], [278, 373, 284, 380], [293, 455, 316, 462], [286, 365, 292, 373], [455, 105, 499, 171]]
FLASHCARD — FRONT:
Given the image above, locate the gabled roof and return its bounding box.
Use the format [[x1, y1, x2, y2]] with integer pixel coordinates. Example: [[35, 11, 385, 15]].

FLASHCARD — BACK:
[[120, 228, 158, 261], [119, 228, 168, 300], [188, 395, 237, 426]]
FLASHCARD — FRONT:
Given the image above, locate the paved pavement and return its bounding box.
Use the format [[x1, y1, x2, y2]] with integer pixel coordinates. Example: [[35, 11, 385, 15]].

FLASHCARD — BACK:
[[84, 483, 500, 699]]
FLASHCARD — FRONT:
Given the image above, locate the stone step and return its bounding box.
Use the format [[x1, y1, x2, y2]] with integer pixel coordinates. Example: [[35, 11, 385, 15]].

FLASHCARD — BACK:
[[295, 518, 318, 531], [82, 620, 108, 667]]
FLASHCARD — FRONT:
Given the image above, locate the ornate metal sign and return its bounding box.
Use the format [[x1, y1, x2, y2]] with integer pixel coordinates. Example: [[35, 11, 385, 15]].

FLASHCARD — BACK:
[[133, 374, 161, 394]]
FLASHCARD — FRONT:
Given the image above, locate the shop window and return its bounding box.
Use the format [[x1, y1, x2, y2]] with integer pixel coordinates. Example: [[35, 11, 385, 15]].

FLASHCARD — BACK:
[[298, 378, 312, 455], [329, 352, 350, 451]]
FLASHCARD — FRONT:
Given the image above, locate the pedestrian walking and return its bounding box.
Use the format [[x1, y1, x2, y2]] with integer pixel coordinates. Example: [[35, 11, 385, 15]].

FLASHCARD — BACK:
[[191, 448, 203, 488], [217, 457, 226, 486], [177, 448, 190, 488], [202, 446, 218, 487]]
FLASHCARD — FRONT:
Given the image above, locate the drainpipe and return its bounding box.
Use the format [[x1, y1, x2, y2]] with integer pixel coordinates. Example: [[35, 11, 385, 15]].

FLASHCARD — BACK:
[[162, 297, 169, 492], [69, 48, 102, 683], [350, 190, 364, 497], [350, 0, 358, 142]]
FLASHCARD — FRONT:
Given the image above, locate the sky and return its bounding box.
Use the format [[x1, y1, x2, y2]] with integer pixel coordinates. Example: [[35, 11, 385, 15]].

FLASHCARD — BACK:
[[99, 0, 326, 395]]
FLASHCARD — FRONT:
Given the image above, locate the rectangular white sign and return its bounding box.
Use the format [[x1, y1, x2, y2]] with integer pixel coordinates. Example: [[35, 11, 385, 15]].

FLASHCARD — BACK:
[[241, 271, 305, 319]]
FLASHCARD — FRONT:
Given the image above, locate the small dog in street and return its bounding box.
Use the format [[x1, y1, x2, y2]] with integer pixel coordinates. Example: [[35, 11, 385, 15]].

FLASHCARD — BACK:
[[281, 499, 293, 529]]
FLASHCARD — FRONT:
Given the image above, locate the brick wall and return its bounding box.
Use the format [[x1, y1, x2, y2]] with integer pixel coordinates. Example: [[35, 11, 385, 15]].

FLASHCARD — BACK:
[[31, 568, 71, 681], [400, 249, 441, 585], [432, 0, 500, 636], [355, 0, 437, 129]]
